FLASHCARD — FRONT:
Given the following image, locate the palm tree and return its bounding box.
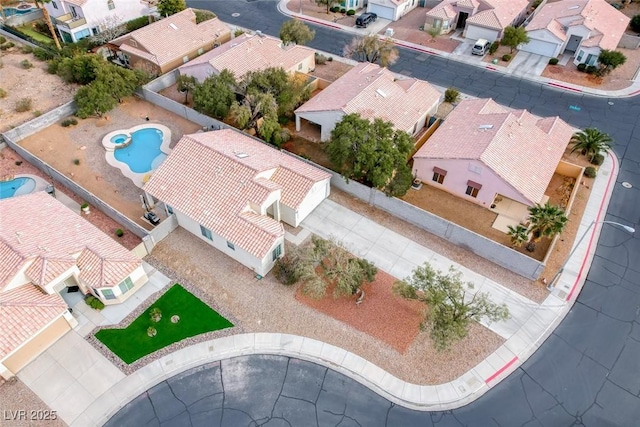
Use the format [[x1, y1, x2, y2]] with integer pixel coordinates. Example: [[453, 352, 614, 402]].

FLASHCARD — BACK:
[[507, 224, 529, 248], [570, 128, 613, 162], [34, 0, 62, 50], [527, 202, 568, 242]]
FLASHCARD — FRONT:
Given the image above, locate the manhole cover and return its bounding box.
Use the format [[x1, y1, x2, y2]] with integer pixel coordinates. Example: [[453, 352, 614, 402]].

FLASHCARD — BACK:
[[232, 12, 240, 17], [622, 182, 633, 188], [608, 101, 614, 106]]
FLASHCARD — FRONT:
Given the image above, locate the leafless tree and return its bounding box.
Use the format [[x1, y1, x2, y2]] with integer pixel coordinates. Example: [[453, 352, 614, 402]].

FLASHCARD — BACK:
[[343, 34, 399, 68], [89, 15, 126, 45]]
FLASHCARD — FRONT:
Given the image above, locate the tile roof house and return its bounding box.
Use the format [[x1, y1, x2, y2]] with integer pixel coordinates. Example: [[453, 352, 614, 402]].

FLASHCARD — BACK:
[[520, 0, 630, 64], [367, 0, 419, 21], [294, 62, 441, 141], [109, 9, 231, 76], [144, 130, 331, 276], [0, 192, 148, 379], [179, 32, 316, 83], [412, 98, 576, 209], [425, 0, 528, 41], [44, 0, 150, 43]]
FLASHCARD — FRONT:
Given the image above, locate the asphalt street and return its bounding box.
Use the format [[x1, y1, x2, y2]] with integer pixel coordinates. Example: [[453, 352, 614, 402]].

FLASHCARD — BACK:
[[107, 1, 640, 425]]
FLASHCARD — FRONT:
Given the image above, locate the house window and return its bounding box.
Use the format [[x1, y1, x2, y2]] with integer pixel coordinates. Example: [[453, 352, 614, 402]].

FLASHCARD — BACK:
[[52, 1, 58, 9], [576, 50, 584, 62], [586, 54, 597, 66], [118, 277, 134, 294], [272, 244, 282, 261], [465, 180, 482, 198], [432, 167, 447, 184], [166, 205, 173, 214], [227, 241, 235, 250], [107, 0, 115, 10], [197, 47, 204, 55], [200, 225, 213, 240], [75, 29, 90, 40], [298, 63, 303, 70], [183, 55, 189, 63], [70, 6, 77, 18], [92, 27, 99, 36], [101, 288, 116, 300]]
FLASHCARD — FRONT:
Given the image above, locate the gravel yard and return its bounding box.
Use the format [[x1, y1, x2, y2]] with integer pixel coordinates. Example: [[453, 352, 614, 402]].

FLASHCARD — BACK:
[[0, 379, 67, 427]]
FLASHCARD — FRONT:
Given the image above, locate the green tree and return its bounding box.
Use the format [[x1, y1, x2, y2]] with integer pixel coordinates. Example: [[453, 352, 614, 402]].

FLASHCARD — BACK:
[[344, 34, 399, 67], [230, 92, 278, 131], [501, 26, 530, 53], [194, 9, 217, 24], [570, 128, 613, 162], [326, 114, 414, 196], [315, 0, 331, 14], [176, 74, 197, 104], [56, 54, 106, 84], [97, 65, 148, 103], [279, 19, 316, 45], [631, 15, 640, 33], [393, 263, 509, 350], [242, 67, 311, 117], [192, 70, 237, 119], [157, 0, 186, 16], [74, 81, 117, 118], [527, 202, 568, 242], [597, 49, 626, 76], [507, 224, 529, 248]]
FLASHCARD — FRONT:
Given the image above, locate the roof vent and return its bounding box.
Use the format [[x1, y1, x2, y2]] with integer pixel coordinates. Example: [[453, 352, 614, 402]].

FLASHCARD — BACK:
[[376, 88, 387, 98], [478, 124, 494, 130], [169, 23, 178, 30], [568, 5, 580, 10], [235, 152, 249, 158]]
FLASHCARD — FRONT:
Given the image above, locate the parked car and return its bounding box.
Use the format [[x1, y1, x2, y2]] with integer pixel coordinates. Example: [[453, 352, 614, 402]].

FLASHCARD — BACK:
[[471, 39, 491, 56], [144, 211, 160, 225], [356, 12, 377, 28]]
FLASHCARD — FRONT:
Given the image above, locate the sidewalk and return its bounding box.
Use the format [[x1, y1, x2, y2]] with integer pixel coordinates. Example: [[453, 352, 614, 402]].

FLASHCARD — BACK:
[[71, 151, 617, 424], [276, 1, 640, 98]]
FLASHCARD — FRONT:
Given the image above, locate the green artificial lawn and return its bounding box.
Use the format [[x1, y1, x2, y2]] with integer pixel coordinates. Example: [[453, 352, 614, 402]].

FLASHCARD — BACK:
[[95, 284, 233, 364], [16, 26, 54, 44]]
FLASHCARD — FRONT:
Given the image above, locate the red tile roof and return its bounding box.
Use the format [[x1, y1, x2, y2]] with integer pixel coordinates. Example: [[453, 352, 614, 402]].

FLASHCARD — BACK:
[[144, 130, 330, 258], [0, 192, 141, 291], [295, 63, 441, 133], [466, 0, 528, 30], [111, 9, 231, 67], [526, 0, 630, 50], [0, 285, 67, 359], [414, 99, 575, 205]]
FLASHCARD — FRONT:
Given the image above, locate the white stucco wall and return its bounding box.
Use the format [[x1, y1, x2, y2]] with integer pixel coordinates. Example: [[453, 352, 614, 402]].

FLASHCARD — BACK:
[[413, 158, 534, 208], [295, 110, 346, 142], [280, 178, 331, 227]]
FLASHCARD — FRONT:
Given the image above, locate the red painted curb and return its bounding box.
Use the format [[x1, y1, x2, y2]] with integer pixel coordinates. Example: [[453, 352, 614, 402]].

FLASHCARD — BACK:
[[486, 66, 497, 71], [296, 16, 341, 29], [547, 82, 583, 93], [485, 356, 518, 384], [394, 41, 439, 56], [565, 154, 619, 302], [629, 89, 640, 96]]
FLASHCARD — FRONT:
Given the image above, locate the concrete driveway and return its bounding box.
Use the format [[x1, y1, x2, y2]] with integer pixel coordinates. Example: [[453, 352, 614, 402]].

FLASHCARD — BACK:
[[507, 51, 551, 78]]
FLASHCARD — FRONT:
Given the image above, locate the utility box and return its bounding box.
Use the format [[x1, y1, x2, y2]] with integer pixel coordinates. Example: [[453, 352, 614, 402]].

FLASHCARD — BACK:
[[385, 28, 394, 37]]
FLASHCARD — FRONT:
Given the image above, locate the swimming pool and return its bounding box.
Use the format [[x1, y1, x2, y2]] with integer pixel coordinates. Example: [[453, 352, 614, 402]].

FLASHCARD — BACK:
[[114, 128, 168, 173], [2, 6, 36, 16], [0, 176, 36, 199]]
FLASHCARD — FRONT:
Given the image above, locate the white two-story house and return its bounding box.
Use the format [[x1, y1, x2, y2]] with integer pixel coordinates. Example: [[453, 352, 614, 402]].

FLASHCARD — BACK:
[[44, 0, 149, 43]]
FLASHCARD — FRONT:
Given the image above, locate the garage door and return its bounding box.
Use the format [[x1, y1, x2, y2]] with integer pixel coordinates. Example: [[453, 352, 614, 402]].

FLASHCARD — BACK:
[[519, 39, 557, 57], [3, 316, 71, 374], [464, 25, 499, 43], [367, 4, 394, 21]]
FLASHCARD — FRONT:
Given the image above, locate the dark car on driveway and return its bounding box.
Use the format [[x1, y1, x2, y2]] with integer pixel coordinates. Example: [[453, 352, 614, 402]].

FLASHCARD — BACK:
[[355, 12, 377, 28]]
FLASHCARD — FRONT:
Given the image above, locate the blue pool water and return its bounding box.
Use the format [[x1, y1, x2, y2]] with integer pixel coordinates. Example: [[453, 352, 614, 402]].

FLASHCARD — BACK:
[[2, 6, 36, 17], [111, 134, 129, 144], [114, 128, 167, 173], [0, 177, 36, 199]]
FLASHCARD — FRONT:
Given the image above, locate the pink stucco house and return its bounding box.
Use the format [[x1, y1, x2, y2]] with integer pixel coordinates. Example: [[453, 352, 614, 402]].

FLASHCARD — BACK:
[[412, 98, 576, 210]]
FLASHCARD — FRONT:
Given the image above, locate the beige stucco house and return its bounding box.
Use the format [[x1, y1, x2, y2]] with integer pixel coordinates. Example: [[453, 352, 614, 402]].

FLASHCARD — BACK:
[[0, 192, 148, 379], [144, 130, 331, 277], [109, 8, 231, 76]]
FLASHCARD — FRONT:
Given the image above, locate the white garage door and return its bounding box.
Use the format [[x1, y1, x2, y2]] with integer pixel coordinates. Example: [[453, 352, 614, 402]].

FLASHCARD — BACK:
[[464, 25, 499, 43], [519, 39, 558, 57], [367, 3, 394, 21]]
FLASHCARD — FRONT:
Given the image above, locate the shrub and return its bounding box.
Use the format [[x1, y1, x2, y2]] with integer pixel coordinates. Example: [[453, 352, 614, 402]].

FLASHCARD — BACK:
[[234, 29, 245, 37], [115, 228, 124, 237], [548, 57, 559, 65], [194, 9, 217, 24], [347, 9, 356, 15], [61, 118, 78, 127], [74, 159, 81, 165], [15, 98, 32, 113], [340, 8, 346, 13], [586, 65, 598, 75], [47, 60, 60, 74], [126, 16, 150, 32], [33, 47, 55, 61], [584, 166, 597, 178], [15, 161, 22, 166], [20, 45, 33, 54], [0, 42, 15, 51], [85, 295, 105, 310], [0, 88, 6, 99], [502, 54, 512, 62], [631, 14, 640, 33], [315, 52, 327, 64], [33, 110, 42, 117], [0, 59, 2, 69], [328, 56, 333, 61], [0, 36, 5, 44], [489, 41, 500, 55], [444, 87, 460, 104], [33, 21, 52, 37], [273, 253, 303, 285], [21, 59, 33, 69], [532, 0, 543, 9], [330, 6, 339, 12], [590, 153, 605, 166], [577, 63, 587, 72], [81, 202, 89, 209]]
